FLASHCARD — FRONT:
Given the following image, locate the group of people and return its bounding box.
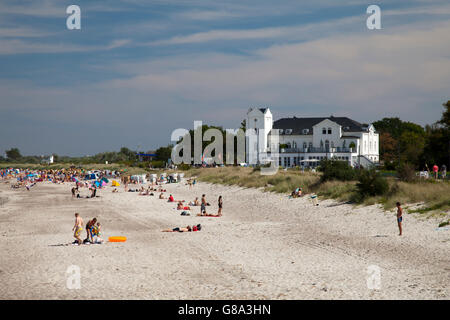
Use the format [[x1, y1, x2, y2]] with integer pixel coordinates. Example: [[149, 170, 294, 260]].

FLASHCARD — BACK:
[[71, 185, 98, 198], [72, 213, 103, 245], [429, 164, 447, 179], [290, 187, 303, 198]]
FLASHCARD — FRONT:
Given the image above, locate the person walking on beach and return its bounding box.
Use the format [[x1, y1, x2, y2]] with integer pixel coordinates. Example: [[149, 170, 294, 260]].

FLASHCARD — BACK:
[[73, 213, 83, 245], [200, 194, 207, 215], [218, 196, 223, 216], [396, 202, 403, 236]]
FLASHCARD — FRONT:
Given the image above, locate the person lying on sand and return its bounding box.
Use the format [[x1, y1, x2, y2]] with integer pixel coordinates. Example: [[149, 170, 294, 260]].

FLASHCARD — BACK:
[[162, 224, 202, 232], [177, 201, 184, 210], [197, 213, 221, 217], [72, 213, 83, 245], [112, 188, 118, 193]]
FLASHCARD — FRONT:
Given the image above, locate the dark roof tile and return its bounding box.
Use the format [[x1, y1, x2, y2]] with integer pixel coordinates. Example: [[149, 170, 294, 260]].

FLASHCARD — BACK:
[[272, 117, 364, 135]]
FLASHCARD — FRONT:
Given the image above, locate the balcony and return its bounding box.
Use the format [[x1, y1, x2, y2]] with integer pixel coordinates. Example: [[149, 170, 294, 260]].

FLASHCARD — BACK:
[[278, 147, 355, 153]]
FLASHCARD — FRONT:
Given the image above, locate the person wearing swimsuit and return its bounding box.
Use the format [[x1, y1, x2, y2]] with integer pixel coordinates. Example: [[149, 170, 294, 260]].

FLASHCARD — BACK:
[[85, 218, 97, 243], [218, 196, 223, 216], [396, 202, 403, 236], [73, 213, 83, 245]]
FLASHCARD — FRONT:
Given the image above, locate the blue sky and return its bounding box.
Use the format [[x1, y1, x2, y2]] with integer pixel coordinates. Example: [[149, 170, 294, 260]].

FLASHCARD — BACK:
[[1, 0, 449, 156]]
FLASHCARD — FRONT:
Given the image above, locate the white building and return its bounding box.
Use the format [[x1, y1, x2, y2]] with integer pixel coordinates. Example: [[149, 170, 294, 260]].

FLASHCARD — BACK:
[[245, 107, 379, 168]]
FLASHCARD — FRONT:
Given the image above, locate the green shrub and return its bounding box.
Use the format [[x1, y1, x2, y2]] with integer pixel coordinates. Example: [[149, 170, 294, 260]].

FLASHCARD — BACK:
[[319, 159, 357, 182], [150, 160, 165, 168], [396, 163, 417, 182], [356, 169, 389, 198], [178, 164, 191, 170]]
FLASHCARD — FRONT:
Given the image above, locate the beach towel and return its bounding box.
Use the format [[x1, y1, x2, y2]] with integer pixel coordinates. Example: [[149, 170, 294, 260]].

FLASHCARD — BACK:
[[111, 180, 120, 187]]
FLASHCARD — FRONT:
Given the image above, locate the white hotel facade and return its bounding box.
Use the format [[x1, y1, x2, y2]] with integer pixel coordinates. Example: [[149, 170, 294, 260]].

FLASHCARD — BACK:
[[245, 107, 379, 168]]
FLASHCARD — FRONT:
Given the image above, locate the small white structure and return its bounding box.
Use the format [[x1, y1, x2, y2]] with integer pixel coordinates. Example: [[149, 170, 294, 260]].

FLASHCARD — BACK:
[[245, 107, 379, 168], [41, 155, 54, 165]]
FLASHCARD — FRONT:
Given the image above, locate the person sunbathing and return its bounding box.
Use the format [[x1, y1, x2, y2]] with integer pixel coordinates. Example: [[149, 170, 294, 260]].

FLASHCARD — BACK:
[[189, 197, 200, 206], [162, 224, 202, 232], [197, 213, 221, 217], [177, 201, 184, 210], [159, 193, 165, 199]]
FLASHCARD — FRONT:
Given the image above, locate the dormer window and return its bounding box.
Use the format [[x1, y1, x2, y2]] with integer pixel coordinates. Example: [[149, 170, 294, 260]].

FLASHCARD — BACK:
[[279, 129, 284, 135], [302, 129, 309, 134], [285, 129, 293, 135]]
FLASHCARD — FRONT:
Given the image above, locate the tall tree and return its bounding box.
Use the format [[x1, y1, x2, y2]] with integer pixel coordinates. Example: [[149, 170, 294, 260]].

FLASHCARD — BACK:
[[6, 148, 22, 160], [379, 132, 397, 166]]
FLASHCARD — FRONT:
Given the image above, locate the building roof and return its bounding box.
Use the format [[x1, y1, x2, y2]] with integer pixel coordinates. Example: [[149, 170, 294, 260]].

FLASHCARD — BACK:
[[272, 116, 365, 135]]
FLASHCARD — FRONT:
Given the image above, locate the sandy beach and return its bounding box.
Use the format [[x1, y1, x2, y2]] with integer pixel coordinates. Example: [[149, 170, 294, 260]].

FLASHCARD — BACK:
[[0, 180, 448, 300]]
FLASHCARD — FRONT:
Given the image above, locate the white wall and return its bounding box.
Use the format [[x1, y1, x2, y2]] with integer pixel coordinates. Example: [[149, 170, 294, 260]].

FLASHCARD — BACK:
[[312, 119, 342, 149]]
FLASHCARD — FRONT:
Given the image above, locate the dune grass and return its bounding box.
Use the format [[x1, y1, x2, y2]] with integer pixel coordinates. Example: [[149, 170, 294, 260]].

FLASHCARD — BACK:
[[184, 167, 450, 214], [3, 163, 449, 215]]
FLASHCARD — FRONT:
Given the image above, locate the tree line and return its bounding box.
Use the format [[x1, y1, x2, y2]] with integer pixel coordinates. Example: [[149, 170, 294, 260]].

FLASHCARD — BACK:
[[1, 101, 449, 170]]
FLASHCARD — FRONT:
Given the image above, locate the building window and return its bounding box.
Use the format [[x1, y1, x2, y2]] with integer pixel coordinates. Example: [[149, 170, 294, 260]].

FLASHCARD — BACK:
[[325, 140, 330, 151], [283, 157, 291, 167], [309, 142, 313, 150], [303, 142, 307, 150], [322, 127, 326, 134], [328, 127, 332, 134]]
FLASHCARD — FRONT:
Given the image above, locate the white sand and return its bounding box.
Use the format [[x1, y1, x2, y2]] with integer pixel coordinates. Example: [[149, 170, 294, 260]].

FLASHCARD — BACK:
[[0, 180, 448, 299]]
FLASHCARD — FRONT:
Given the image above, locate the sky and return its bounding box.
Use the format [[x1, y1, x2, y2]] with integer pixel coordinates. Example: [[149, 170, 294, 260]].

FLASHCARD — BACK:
[[0, 0, 449, 156]]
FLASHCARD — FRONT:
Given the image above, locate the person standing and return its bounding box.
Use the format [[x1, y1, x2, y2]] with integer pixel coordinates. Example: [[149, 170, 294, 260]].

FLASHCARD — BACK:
[[200, 194, 207, 215], [433, 164, 439, 179], [396, 202, 403, 236], [441, 165, 447, 180], [73, 213, 84, 245], [218, 196, 223, 216]]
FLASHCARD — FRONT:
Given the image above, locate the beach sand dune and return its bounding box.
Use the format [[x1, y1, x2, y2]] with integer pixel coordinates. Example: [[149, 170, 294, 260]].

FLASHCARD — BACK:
[[0, 181, 448, 299]]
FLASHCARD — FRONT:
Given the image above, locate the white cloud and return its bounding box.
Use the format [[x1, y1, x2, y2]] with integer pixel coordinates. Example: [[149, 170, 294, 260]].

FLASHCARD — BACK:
[[103, 20, 450, 125], [0, 38, 130, 55]]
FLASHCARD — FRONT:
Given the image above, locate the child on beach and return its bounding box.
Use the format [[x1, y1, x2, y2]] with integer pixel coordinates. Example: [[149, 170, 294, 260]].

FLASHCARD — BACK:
[[93, 222, 103, 243]]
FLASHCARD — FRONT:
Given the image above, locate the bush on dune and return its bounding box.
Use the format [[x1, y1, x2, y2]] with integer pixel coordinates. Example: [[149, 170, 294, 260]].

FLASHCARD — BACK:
[[318, 159, 357, 182]]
